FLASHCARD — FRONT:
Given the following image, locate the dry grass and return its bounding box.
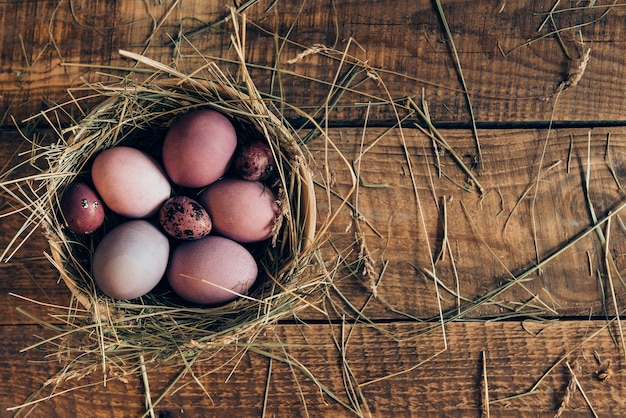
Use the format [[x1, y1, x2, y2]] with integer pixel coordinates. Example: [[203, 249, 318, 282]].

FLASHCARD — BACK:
[[3, 3, 626, 417], [3, 9, 349, 415]]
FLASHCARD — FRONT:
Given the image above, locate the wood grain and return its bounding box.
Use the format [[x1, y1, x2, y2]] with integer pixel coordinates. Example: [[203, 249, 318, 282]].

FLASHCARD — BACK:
[[2, 126, 626, 324], [299, 124, 626, 321], [2, 0, 626, 126], [3, 1, 626, 417], [3, 321, 625, 417]]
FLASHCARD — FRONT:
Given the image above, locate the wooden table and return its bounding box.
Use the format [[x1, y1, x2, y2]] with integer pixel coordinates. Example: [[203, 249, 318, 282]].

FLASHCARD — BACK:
[[2, 1, 626, 416]]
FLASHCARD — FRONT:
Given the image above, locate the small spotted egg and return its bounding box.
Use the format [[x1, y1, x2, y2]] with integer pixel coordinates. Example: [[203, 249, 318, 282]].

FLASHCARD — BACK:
[[61, 182, 105, 234], [233, 140, 276, 181], [159, 196, 212, 240]]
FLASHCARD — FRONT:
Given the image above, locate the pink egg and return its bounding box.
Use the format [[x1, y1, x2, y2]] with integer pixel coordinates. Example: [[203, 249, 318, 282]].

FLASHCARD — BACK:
[[60, 182, 105, 234], [199, 178, 279, 243], [162, 109, 237, 188], [167, 235, 258, 305], [91, 146, 171, 218]]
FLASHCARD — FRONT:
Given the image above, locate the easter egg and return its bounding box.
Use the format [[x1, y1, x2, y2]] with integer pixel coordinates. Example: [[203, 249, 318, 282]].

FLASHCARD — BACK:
[[167, 235, 258, 305], [199, 178, 279, 243], [60, 182, 105, 234], [232, 140, 276, 181], [92, 220, 169, 299], [91, 146, 171, 219], [162, 109, 237, 188], [158, 196, 212, 240]]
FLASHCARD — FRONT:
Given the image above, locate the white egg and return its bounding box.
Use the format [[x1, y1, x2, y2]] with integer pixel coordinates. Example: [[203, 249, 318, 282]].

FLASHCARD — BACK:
[[93, 220, 169, 299]]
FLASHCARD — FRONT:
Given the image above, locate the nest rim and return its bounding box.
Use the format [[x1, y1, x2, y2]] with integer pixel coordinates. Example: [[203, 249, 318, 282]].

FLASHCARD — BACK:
[[42, 68, 319, 352]]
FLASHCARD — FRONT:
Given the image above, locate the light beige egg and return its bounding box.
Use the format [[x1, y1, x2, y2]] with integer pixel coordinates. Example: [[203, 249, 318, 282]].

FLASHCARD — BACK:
[[93, 220, 170, 300], [91, 146, 171, 218], [162, 109, 237, 188], [167, 235, 258, 305], [199, 178, 279, 243]]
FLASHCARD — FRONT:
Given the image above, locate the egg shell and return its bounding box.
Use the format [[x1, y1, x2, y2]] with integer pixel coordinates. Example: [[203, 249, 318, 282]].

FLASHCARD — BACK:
[[233, 140, 276, 181], [93, 220, 170, 300], [159, 196, 212, 240], [199, 178, 279, 243], [60, 182, 105, 234], [91, 146, 171, 218], [167, 235, 258, 305], [162, 109, 237, 188]]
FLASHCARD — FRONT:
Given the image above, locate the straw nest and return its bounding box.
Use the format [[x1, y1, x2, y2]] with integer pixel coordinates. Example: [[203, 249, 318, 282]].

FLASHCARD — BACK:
[[33, 51, 323, 368]]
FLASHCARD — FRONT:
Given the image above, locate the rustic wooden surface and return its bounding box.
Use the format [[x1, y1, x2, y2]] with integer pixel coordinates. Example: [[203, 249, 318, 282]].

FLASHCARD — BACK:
[[2, 0, 626, 417]]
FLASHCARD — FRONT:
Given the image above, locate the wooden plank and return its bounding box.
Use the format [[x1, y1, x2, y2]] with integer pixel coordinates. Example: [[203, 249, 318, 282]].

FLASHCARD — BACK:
[[2, 1, 626, 126], [3, 126, 626, 325], [313, 125, 626, 319], [3, 320, 625, 417], [4, 2, 626, 417]]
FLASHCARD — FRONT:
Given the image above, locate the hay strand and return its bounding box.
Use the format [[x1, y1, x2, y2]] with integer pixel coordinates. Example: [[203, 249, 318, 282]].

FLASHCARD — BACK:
[[3, 13, 346, 414]]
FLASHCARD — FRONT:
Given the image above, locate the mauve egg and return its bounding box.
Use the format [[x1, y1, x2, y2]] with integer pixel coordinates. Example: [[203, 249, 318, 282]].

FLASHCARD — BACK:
[[233, 140, 276, 181], [162, 109, 237, 188], [199, 178, 279, 243], [167, 235, 258, 305], [91, 146, 171, 219], [60, 182, 105, 234], [93, 220, 169, 300], [158, 196, 212, 240]]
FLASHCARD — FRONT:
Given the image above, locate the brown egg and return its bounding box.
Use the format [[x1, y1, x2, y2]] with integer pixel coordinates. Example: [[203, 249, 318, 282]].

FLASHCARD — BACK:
[[60, 182, 105, 234], [91, 146, 171, 219], [158, 196, 212, 240], [167, 235, 258, 305], [93, 220, 169, 300], [199, 178, 279, 243], [233, 140, 276, 181], [162, 109, 237, 188]]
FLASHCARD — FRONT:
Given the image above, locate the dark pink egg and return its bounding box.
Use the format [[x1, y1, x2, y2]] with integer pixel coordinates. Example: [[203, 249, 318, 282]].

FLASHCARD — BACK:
[[162, 109, 237, 188], [61, 182, 105, 234], [233, 140, 276, 181], [159, 196, 212, 240]]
